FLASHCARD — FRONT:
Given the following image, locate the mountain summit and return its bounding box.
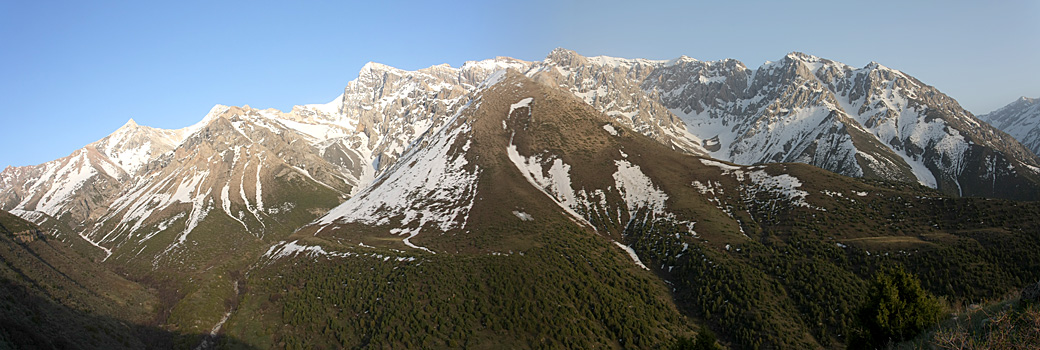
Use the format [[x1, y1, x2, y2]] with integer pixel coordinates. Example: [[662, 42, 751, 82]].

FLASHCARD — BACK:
[[979, 96, 1040, 156]]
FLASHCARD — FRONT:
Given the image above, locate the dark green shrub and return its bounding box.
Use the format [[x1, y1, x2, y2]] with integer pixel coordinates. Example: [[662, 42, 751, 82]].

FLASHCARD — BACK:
[[856, 267, 944, 348], [673, 329, 723, 350]]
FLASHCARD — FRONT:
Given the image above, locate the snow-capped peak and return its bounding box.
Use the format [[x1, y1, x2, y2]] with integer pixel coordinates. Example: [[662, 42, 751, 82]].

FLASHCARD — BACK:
[[180, 104, 232, 137], [784, 51, 821, 62], [360, 61, 398, 75], [864, 61, 895, 72], [461, 57, 531, 74], [664, 55, 700, 67], [585, 55, 668, 68], [299, 94, 344, 116], [979, 96, 1040, 156], [121, 118, 139, 129]]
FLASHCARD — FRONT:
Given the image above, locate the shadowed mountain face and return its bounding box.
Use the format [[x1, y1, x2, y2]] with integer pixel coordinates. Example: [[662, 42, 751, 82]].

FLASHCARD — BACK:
[[2, 50, 1040, 349], [0, 210, 259, 349]]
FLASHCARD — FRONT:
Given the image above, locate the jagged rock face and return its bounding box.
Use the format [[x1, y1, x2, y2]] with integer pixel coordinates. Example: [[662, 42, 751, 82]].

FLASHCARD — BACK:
[[980, 97, 1040, 156], [639, 52, 1040, 198], [649, 54, 875, 177], [84, 106, 361, 266], [519, 49, 1039, 199], [0, 147, 125, 227], [819, 58, 1039, 197], [338, 59, 533, 172], [642, 57, 750, 117], [528, 48, 706, 155], [90, 119, 185, 177]]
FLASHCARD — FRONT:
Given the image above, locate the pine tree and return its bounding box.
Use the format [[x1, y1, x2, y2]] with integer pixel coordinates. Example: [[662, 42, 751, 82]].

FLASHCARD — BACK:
[[855, 267, 944, 348]]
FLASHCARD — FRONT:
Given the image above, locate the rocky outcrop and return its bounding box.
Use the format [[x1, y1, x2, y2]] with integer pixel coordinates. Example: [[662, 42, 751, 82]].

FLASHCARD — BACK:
[[11, 228, 44, 243], [529, 48, 706, 155]]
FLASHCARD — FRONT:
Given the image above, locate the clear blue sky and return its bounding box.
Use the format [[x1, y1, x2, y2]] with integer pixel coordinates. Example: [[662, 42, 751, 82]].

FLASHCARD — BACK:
[[2, 0, 1038, 167]]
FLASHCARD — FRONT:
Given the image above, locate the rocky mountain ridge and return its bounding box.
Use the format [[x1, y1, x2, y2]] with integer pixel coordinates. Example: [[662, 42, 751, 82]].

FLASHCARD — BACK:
[[979, 96, 1040, 156], [535, 49, 1040, 198]]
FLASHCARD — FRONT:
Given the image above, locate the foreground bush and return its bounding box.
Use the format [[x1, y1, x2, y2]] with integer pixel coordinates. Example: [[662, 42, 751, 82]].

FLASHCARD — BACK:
[[855, 267, 944, 348]]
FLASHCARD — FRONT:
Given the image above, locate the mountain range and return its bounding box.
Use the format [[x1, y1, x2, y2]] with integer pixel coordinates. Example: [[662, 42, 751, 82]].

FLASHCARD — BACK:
[[2, 49, 1040, 349]]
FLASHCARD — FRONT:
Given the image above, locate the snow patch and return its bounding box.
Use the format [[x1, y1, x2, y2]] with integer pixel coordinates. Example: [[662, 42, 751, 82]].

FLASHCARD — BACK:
[[613, 241, 649, 270], [220, 184, 250, 233], [263, 240, 419, 263], [278, 119, 349, 142], [613, 160, 669, 218], [9, 210, 46, 225], [748, 169, 810, 207], [509, 97, 534, 116], [266, 240, 329, 259], [79, 232, 113, 261], [479, 69, 508, 90], [392, 227, 435, 254], [302, 93, 344, 116], [699, 158, 742, 172], [512, 211, 534, 221], [506, 135, 595, 229]]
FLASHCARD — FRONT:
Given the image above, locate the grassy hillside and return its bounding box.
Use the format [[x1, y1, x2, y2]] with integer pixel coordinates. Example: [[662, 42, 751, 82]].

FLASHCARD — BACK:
[[0, 210, 36, 235]]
